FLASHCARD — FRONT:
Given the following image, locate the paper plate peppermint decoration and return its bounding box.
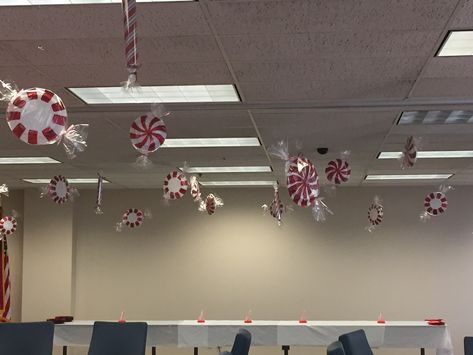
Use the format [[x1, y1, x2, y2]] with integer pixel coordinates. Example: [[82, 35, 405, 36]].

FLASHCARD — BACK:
[[123, 208, 143, 228], [116, 208, 152, 231], [325, 151, 351, 185], [366, 196, 383, 232], [1, 82, 88, 159], [163, 170, 188, 200], [48, 175, 71, 204], [189, 175, 201, 202], [130, 108, 168, 168], [121, 0, 139, 88], [400, 136, 419, 169], [198, 194, 224, 215], [0, 216, 17, 237], [420, 185, 452, 222]]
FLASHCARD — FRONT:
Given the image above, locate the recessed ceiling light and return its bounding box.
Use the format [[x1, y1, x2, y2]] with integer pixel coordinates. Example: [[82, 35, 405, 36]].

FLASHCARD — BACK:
[[22, 178, 110, 184], [437, 31, 473, 57], [398, 110, 473, 125], [67, 85, 240, 104], [199, 180, 277, 187], [0, 157, 61, 164], [365, 174, 452, 181], [182, 166, 272, 173], [162, 138, 260, 148], [2, 0, 193, 6], [378, 151, 473, 159]]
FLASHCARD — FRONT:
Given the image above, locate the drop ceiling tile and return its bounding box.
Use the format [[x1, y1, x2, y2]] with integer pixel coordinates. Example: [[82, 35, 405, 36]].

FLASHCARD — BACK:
[[206, 0, 456, 35]]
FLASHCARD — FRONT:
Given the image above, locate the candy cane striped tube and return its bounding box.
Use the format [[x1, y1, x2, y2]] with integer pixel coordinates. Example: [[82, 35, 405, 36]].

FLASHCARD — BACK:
[[95, 174, 104, 214], [122, 0, 138, 83]]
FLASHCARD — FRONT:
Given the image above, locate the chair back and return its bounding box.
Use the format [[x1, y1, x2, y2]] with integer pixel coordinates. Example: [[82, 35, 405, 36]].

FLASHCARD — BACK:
[[327, 341, 346, 355], [230, 328, 252, 355], [0, 321, 54, 355], [88, 321, 147, 355], [338, 329, 373, 355], [465, 337, 473, 355]]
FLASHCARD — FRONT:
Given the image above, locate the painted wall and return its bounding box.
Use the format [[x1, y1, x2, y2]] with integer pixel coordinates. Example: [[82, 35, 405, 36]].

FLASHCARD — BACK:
[[17, 186, 473, 355]]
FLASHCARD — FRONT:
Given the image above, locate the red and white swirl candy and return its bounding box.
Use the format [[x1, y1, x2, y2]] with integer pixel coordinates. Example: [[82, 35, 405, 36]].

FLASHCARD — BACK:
[[325, 159, 351, 185], [287, 155, 319, 207], [122, 208, 143, 228], [6, 88, 67, 145], [163, 171, 188, 200], [204, 194, 216, 215], [424, 192, 447, 216], [189, 175, 201, 202], [368, 203, 384, 226], [48, 175, 70, 204], [0, 216, 17, 237], [129, 113, 167, 155]]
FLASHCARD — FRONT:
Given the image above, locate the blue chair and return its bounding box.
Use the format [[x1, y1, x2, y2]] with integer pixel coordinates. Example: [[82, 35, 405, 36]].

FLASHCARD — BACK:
[[0, 321, 54, 355], [464, 337, 473, 355], [88, 321, 147, 355], [221, 328, 252, 355], [338, 329, 373, 355], [327, 341, 346, 355]]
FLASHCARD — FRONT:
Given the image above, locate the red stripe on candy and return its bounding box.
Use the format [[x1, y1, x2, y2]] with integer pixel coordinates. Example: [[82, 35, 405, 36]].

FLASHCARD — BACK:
[[52, 114, 66, 126], [12, 97, 26, 108], [6, 112, 20, 121], [42, 127, 58, 142], [12, 123, 26, 139], [41, 90, 54, 103], [26, 90, 38, 100], [28, 130, 38, 144]]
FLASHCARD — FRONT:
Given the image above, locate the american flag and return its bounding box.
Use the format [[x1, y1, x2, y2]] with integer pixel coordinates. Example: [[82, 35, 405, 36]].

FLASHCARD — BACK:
[[0, 203, 11, 320]]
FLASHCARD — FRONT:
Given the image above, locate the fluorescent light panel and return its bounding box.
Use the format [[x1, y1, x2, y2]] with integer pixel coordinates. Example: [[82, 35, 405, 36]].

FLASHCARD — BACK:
[[398, 110, 473, 125], [2, 0, 193, 5], [0, 157, 61, 164], [365, 174, 452, 181], [23, 178, 109, 184], [200, 180, 277, 187], [68, 85, 240, 104], [183, 166, 272, 173], [379, 151, 473, 159], [437, 31, 473, 57], [162, 137, 260, 148]]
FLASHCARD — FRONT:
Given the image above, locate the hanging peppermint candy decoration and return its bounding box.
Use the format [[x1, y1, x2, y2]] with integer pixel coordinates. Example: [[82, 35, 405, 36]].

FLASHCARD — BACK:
[[130, 113, 167, 167], [121, 0, 139, 88], [122, 208, 143, 228], [0, 216, 17, 237], [163, 171, 188, 200], [48, 175, 71, 204], [2, 83, 88, 159], [400, 136, 419, 169], [198, 194, 224, 215], [424, 192, 448, 216], [189, 175, 201, 202], [262, 186, 285, 225], [420, 185, 452, 222], [366, 196, 383, 232], [325, 158, 351, 185], [287, 155, 319, 207]]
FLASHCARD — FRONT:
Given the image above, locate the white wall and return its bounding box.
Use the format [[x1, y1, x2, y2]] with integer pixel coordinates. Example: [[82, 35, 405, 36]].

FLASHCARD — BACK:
[[16, 186, 473, 355]]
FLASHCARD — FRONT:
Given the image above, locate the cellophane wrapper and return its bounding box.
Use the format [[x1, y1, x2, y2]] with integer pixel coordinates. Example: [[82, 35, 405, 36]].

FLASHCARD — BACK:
[[311, 197, 333, 222], [61, 124, 89, 159]]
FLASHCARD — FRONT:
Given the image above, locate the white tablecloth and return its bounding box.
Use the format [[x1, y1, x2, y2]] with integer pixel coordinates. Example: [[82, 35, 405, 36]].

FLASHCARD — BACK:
[[54, 320, 453, 355]]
